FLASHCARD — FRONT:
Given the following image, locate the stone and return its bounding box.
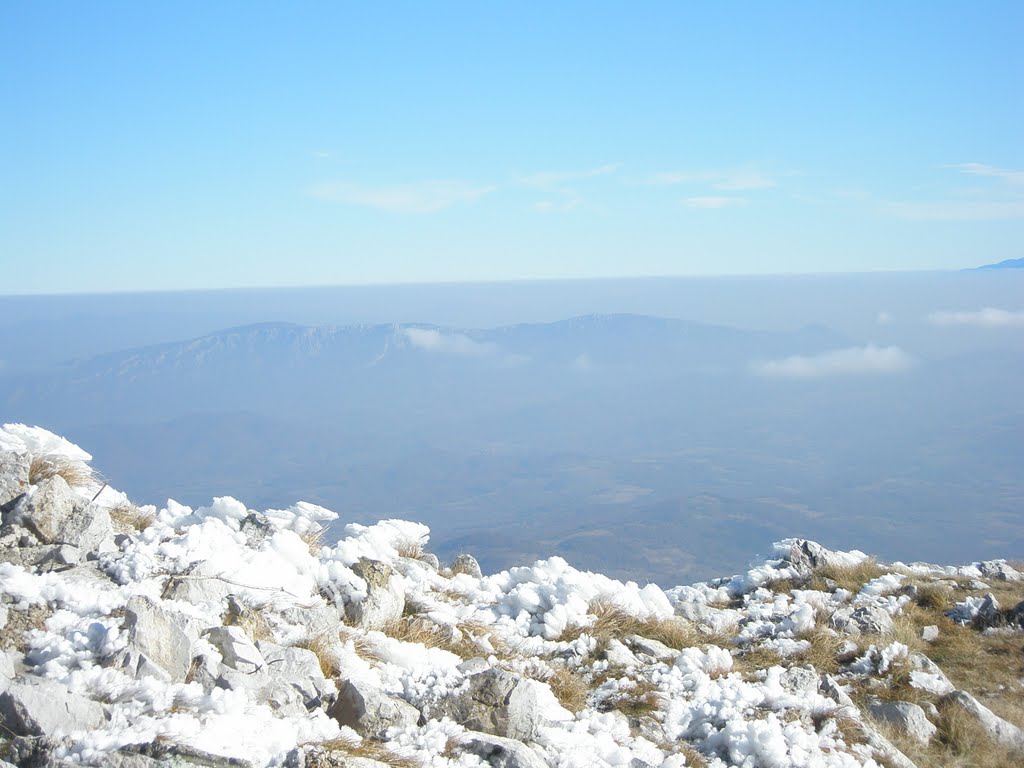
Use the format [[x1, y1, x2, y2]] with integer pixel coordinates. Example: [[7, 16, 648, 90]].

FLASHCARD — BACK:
[[942, 690, 1024, 751], [0, 651, 14, 694], [450, 553, 483, 578], [867, 699, 937, 745], [417, 552, 440, 570], [624, 635, 676, 660], [459, 730, 549, 768], [0, 451, 30, 511], [327, 678, 419, 739], [977, 560, 1023, 582], [0, 677, 105, 737], [51, 503, 112, 553], [921, 625, 939, 642], [968, 580, 991, 591], [256, 641, 329, 707], [784, 539, 851, 574], [602, 639, 638, 667], [850, 605, 894, 635], [345, 559, 404, 630], [457, 657, 491, 676], [203, 626, 266, 673], [121, 597, 193, 682], [119, 742, 256, 767], [974, 593, 1001, 627], [439, 668, 557, 742], [1007, 599, 1024, 627], [908, 652, 954, 695], [10, 476, 77, 543], [781, 665, 819, 696]]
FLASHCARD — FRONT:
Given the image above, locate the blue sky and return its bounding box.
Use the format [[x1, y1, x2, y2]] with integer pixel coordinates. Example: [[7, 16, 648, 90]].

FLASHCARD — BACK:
[[1, 2, 1022, 293]]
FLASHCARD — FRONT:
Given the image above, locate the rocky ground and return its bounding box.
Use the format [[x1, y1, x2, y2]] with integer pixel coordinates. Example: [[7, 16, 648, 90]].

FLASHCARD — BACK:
[[1, 424, 1023, 768]]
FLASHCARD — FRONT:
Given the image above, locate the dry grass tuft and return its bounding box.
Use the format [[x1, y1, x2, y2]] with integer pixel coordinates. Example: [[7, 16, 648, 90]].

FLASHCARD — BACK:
[[295, 632, 343, 678], [558, 601, 726, 653], [731, 645, 784, 679], [793, 626, 846, 675], [600, 679, 661, 718], [28, 454, 94, 488], [675, 744, 709, 768], [395, 539, 424, 560], [813, 558, 885, 593], [545, 665, 589, 713], [914, 581, 955, 612], [108, 500, 156, 532], [0, 603, 51, 653], [301, 524, 328, 556], [381, 617, 504, 660], [307, 737, 420, 768]]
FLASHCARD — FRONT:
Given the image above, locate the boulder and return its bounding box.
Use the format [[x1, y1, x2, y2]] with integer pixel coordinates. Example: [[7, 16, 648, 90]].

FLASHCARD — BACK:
[[942, 690, 1024, 751], [256, 641, 330, 707], [624, 635, 676, 661], [781, 665, 819, 696], [417, 552, 440, 571], [602, 639, 639, 667], [0, 451, 30, 511], [327, 678, 419, 738], [450, 553, 483, 578], [908, 652, 954, 695], [120, 597, 193, 682], [850, 605, 894, 635], [439, 668, 554, 742], [1007, 599, 1024, 627], [867, 700, 936, 745], [10, 476, 77, 543], [203, 626, 266, 674], [920, 625, 939, 643], [784, 540, 849, 573], [345, 559, 404, 629], [0, 677, 105, 737], [459, 730, 549, 768], [977, 560, 1023, 582]]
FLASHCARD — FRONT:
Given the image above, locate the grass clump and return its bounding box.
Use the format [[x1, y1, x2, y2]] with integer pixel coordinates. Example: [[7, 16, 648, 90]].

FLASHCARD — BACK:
[[792, 626, 846, 676], [28, 454, 94, 488], [108, 500, 156, 532], [558, 600, 725, 653], [222, 598, 274, 643], [813, 558, 885, 593], [381, 616, 504, 660], [295, 632, 343, 678], [305, 737, 419, 768], [300, 524, 328, 556], [731, 645, 784, 679], [545, 665, 589, 713]]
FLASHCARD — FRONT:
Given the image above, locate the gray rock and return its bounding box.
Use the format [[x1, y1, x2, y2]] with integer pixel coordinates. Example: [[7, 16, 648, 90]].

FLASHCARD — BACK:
[[867, 700, 937, 745], [457, 657, 491, 676], [0, 677, 105, 737], [0, 651, 14, 693], [203, 626, 266, 673], [121, 597, 193, 682], [459, 730, 549, 768], [781, 665, 819, 696], [908, 652, 954, 695], [977, 560, 1023, 582], [784, 539, 849, 574], [850, 605, 894, 635], [450, 553, 483, 578], [1007, 599, 1024, 627], [942, 690, 1024, 751], [256, 641, 329, 707], [417, 552, 440, 571], [921, 625, 939, 642], [327, 678, 419, 739], [624, 634, 676, 660], [968, 580, 991, 591], [602, 639, 638, 667], [50, 503, 112, 553], [0, 451, 30, 511], [439, 668, 552, 742], [10, 476, 77, 543], [118, 742, 256, 767], [345, 559, 404, 630]]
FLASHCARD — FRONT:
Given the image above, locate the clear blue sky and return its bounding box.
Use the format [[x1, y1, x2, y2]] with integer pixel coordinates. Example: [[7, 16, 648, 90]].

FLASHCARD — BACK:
[[1, 2, 1022, 294]]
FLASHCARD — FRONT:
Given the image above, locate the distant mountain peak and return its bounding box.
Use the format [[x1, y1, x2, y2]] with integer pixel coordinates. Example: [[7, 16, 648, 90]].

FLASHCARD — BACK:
[[971, 257, 1024, 270]]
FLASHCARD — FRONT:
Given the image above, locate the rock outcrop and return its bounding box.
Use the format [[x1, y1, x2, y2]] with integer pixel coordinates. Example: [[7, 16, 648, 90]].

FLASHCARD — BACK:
[[1, 425, 1023, 768]]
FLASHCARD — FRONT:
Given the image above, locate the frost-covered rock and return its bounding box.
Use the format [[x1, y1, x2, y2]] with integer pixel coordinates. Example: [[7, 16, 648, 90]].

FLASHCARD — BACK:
[[0, 450, 29, 511], [976, 559, 1022, 582], [328, 678, 419, 738], [256, 641, 330, 708], [8, 475, 78, 543], [460, 730, 549, 768], [204, 625, 267, 673], [345, 558, 404, 629], [867, 700, 936, 745], [120, 596, 193, 682], [0, 677, 106, 737], [450, 553, 483, 578]]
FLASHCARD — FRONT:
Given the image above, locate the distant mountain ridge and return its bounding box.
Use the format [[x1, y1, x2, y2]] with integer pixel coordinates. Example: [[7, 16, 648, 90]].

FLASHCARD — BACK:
[[972, 257, 1024, 270]]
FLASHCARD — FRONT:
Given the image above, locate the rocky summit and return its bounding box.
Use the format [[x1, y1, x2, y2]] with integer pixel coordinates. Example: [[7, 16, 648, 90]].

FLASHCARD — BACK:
[[1, 425, 1023, 768]]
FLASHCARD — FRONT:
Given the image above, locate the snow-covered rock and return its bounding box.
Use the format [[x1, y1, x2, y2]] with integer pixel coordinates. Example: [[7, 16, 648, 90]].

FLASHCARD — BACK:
[[867, 700, 936, 745]]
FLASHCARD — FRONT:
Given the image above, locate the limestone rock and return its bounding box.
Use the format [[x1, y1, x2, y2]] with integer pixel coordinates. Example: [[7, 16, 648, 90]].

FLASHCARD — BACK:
[[867, 700, 936, 745], [977, 560, 1022, 582], [327, 678, 419, 739], [603, 639, 638, 667], [256, 641, 329, 707], [203, 626, 266, 673], [0, 677, 105, 737], [920, 625, 939, 642], [11, 476, 77, 543], [439, 668, 555, 742], [908, 652, 954, 695], [345, 559, 404, 629], [624, 635, 676, 660], [459, 730, 549, 768], [0, 451, 30, 511], [942, 690, 1024, 751], [450, 553, 483, 578], [417, 552, 440, 571], [850, 605, 894, 635], [121, 597, 193, 682]]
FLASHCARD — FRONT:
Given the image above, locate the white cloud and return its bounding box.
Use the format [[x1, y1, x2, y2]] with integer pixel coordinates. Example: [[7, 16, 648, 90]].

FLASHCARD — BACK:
[[752, 345, 913, 378], [519, 163, 621, 187], [887, 200, 1024, 221], [876, 311, 893, 326], [403, 328, 496, 356], [307, 180, 494, 213], [947, 163, 1024, 185], [928, 308, 1024, 328], [684, 196, 747, 209], [645, 169, 777, 190]]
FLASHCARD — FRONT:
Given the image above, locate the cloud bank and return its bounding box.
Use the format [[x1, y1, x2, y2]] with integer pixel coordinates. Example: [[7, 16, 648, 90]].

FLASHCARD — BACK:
[[928, 308, 1024, 328], [403, 328, 496, 357], [752, 345, 913, 378]]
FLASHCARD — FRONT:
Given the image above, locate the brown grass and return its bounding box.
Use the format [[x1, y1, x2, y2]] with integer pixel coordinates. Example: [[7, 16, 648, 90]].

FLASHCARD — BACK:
[[223, 604, 274, 643], [731, 645, 784, 679], [295, 632, 343, 678], [0, 603, 50, 652], [813, 558, 885, 593], [301, 524, 328, 556], [675, 744, 709, 768], [28, 454, 95, 488], [306, 737, 419, 768], [108, 501, 156, 532], [600, 679, 661, 718], [792, 625, 846, 676], [545, 665, 589, 713], [381, 617, 505, 660], [913, 581, 955, 612], [558, 601, 727, 653], [395, 539, 424, 560]]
